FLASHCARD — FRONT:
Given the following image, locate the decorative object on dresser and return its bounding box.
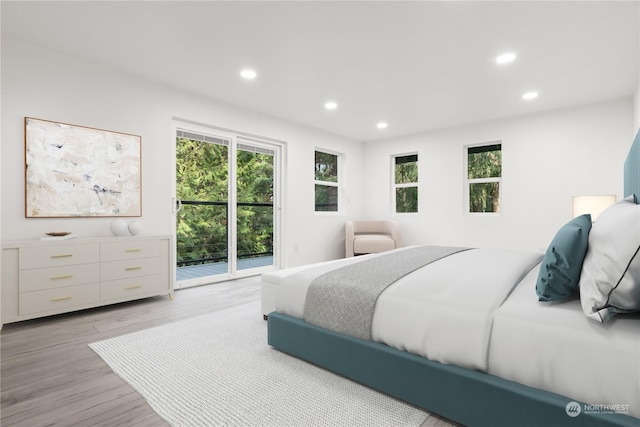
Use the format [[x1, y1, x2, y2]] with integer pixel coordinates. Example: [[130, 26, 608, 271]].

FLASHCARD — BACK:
[[110, 219, 143, 236], [1, 235, 173, 326], [128, 221, 142, 236], [110, 219, 130, 236], [40, 232, 77, 241], [24, 117, 142, 218]]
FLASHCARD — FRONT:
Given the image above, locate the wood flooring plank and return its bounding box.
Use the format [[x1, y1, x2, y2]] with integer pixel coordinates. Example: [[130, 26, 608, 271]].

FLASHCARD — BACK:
[[65, 395, 168, 427], [3, 354, 118, 405], [1, 278, 263, 427], [36, 382, 153, 427], [1, 275, 458, 427]]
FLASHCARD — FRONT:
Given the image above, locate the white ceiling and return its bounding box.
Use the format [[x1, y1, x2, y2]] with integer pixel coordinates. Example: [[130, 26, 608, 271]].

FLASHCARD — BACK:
[[2, 1, 639, 142]]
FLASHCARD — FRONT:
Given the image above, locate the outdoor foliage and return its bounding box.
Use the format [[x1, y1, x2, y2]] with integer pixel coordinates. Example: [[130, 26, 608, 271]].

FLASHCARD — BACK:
[[315, 151, 338, 182], [468, 145, 501, 213], [396, 187, 418, 213], [315, 151, 338, 211], [176, 138, 274, 266], [315, 185, 338, 211], [395, 155, 418, 213], [236, 149, 275, 258]]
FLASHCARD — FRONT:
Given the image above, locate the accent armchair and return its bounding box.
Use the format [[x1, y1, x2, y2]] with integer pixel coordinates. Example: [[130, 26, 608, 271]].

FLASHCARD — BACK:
[[345, 220, 401, 257]]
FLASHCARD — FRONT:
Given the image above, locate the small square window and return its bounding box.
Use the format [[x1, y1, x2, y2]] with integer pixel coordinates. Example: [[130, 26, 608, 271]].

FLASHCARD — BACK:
[[314, 184, 338, 212], [469, 182, 500, 213]]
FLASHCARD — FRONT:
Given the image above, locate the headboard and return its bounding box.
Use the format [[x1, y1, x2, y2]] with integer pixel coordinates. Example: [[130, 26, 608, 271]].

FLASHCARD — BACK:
[[624, 128, 640, 203]]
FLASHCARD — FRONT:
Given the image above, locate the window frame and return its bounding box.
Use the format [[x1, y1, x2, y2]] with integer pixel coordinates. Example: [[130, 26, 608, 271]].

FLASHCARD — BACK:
[[392, 152, 419, 214], [464, 142, 502, 216], [172, 120, 284, 289], [314, 148, 343, 214]]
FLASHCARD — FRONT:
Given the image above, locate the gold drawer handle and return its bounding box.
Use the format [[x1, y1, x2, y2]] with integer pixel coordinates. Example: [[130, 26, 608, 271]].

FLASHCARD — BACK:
[[125, 285, 141, 290], [51, 274, 73, 280], [125, 249, 142, 253], [51, 296, 72, 302], [125, 266, 142, 271], [51, 254, 73, 259]]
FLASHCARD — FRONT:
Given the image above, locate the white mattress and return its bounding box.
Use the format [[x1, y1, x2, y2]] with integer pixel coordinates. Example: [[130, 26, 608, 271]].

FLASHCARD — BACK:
[[371, 248, 542, 371], [268, 247, 542, 372], [271, 249, 413, 318], [489, 265, 640, 418]]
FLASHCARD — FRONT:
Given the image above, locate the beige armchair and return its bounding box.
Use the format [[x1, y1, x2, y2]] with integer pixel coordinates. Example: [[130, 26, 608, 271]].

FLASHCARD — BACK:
[[345, 220, 401, 257]]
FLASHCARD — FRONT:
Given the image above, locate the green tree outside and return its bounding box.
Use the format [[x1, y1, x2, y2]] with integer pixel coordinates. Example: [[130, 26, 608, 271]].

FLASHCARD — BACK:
[[395, 154, 418, 213], [315, 151, 339, 211], [176, 138, 274, 266], [468, 145, 501, 213]]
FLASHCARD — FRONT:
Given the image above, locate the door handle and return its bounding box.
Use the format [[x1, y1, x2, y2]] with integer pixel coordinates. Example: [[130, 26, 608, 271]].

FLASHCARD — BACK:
[[172, 197, 182, 214]]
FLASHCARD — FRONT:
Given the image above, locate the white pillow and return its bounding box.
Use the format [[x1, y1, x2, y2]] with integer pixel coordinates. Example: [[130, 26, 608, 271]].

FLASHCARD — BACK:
[[579, 195, 640, 322]]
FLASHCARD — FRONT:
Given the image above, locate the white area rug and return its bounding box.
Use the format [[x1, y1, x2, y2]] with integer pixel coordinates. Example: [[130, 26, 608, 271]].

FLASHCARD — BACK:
[[90, 302, 429, 426]]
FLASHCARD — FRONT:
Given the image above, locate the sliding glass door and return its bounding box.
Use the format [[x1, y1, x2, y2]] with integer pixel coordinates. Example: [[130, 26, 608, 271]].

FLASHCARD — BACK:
[[173, 125, 280, 288], [236, 143, 276, 271]]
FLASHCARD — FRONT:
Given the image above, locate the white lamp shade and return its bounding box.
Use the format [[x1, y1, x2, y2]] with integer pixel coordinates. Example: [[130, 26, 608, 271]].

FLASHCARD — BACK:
[[572, 195, 616, 221]]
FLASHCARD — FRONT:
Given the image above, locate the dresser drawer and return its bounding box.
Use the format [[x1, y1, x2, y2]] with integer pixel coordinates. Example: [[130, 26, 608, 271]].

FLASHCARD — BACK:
[[100, 240, 162, 262], [19, 243, 99, 270], [19, 263, 100, 292], [19, 283, 100, 315], [100, 274, 166, 301], [3, 235, 172, 326], [100, 257, 162, 281]]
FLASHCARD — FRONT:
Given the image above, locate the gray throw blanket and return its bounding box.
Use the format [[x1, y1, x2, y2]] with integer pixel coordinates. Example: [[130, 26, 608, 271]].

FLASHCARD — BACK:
[[303, 246, 470, 341]]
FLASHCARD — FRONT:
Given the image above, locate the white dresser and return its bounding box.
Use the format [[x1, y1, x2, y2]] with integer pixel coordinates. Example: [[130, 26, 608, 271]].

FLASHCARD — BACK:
[[1, 235, 173, 326]]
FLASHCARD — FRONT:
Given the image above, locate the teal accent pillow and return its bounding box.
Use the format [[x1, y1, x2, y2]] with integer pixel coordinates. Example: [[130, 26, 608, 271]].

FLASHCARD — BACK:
[[536, 214, 592, 301]]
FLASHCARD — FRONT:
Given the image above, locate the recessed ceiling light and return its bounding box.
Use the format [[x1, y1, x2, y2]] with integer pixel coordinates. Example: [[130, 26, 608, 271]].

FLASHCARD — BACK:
[[376, 122, 388, 129], [522, 91, 539, 100], [240, 69, 257, 80], [324, 101, 338, 110], [496, 52, 517, 64]]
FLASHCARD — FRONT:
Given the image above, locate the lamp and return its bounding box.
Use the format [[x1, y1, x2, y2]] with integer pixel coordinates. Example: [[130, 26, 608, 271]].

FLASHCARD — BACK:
[[572, 195, 616, 222]]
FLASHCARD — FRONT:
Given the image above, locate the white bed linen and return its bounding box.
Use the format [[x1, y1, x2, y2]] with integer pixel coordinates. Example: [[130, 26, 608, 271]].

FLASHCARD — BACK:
[[272, 248, 415, 318], [371, 248, 542, 371], [269, 247, 541, 372], [489, 266, 640, 418]]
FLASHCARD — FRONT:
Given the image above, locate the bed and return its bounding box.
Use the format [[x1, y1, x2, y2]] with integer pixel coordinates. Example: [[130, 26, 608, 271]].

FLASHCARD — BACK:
[[264, 130, 640, 427]]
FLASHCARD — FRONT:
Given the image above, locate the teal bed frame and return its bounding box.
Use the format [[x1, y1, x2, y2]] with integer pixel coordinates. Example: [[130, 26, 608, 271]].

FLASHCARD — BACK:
[[268, 129, 640, 427], [624, 128, 640, 201], [268, 313, 638, 427]]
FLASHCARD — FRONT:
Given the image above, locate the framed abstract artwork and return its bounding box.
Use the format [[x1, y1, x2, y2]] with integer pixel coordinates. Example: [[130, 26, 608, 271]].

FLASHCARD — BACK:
[[25, 117, 142, 217]]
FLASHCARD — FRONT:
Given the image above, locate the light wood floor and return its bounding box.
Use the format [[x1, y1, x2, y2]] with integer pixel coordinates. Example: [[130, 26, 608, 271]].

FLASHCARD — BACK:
[[1, 277, 459, 427]]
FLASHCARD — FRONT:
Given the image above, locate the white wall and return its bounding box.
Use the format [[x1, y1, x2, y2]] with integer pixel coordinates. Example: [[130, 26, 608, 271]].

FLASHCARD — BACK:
[[1, 37, 365, 267], [634, 71, 640, 133], [2, 37, 637, 268], [635, 6, 640, 134], [363, 98, 634, 252]]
